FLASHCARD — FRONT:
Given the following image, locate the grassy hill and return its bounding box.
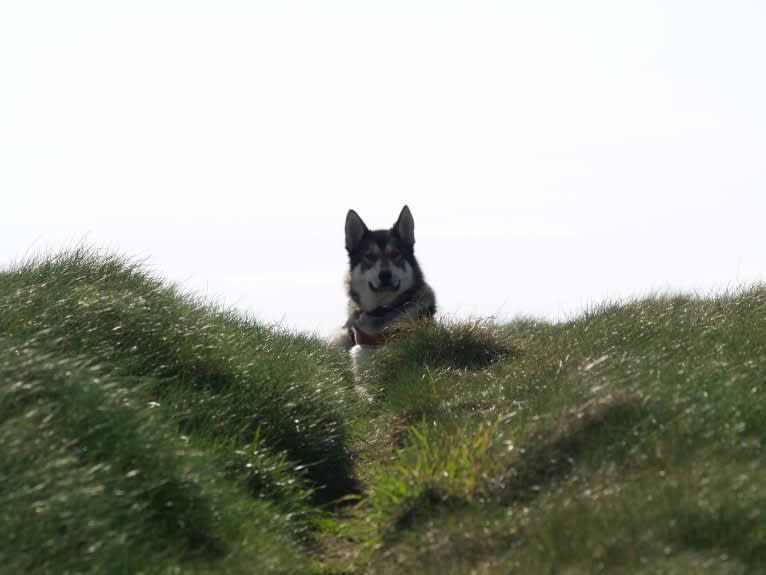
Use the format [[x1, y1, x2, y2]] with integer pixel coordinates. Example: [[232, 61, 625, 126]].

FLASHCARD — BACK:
[[1, 249, 764, 573]]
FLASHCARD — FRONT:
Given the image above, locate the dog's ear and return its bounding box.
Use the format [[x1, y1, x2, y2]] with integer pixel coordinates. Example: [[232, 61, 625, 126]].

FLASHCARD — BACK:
[[393, 205, 415, 246], [345, 209, 368, 252]]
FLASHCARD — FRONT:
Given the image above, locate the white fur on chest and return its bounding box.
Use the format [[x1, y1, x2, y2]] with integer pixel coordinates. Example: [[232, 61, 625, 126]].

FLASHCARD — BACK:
[[326, 329, 378, 385], [350, 343, 377, 382]]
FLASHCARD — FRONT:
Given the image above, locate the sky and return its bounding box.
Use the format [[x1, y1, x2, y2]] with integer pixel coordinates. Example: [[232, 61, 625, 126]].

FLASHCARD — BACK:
[[2, 1, 765, 336]]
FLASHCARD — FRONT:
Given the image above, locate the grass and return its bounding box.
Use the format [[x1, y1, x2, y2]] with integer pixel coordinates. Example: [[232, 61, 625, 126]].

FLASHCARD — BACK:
[[340, 293, 766, 574], [1, 248, 765, 573], [0, 248, 361, 573]]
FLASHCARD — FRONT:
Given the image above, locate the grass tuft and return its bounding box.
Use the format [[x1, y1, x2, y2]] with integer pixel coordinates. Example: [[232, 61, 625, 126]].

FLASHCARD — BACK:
[[376, 318, 515, 373]]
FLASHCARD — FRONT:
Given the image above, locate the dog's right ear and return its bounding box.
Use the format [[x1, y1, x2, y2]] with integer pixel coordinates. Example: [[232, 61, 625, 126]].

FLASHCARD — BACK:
[[345, 209, 368, 252]]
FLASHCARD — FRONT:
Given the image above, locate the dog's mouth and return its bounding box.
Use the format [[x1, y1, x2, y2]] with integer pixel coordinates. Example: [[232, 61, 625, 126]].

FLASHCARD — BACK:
[[369, 281, 400, 293]]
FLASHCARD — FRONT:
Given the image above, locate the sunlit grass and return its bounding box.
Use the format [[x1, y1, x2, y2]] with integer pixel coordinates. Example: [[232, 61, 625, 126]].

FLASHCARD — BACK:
[[336, 288, 766, 574], [2, 248, 765, 573], [0, 248, 361, 573]]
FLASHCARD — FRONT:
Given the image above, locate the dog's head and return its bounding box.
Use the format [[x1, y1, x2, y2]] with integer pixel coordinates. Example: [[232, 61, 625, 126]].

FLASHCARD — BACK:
[[345, 205, 422, 311]]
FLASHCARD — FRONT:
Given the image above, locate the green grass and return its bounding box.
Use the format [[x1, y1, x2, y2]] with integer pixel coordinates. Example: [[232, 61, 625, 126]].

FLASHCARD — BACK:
[[340, 292, 766, 574], [0, 248, 361, 573], [2, 248, 765, 573]]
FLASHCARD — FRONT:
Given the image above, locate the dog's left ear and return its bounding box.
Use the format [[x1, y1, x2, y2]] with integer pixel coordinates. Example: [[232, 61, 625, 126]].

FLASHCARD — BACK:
[[393, 205, 415, 246], [345, 209, 368, 252]]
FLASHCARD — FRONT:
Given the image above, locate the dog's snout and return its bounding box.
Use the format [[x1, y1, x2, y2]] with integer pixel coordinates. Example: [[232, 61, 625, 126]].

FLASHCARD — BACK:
[[378, 269, 393, 284]]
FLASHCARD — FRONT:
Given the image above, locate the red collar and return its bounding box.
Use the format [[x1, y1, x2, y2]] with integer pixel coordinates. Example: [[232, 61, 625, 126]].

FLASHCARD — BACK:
[[351, 327, 384, 346]]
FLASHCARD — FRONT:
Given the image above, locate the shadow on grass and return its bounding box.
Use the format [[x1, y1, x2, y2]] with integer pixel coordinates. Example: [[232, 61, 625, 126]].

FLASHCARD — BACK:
[[489, 391, 646, 503], [375, 319, 517, 375]]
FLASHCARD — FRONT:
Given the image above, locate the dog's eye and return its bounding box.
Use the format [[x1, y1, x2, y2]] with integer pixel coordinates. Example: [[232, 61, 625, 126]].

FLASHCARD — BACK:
[[388, 250, 401, 260], [364, 253, 378, 262]]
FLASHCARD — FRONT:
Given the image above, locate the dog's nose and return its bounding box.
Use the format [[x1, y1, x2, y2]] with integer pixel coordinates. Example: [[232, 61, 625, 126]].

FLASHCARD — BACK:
[[378, 269, 393, 284]]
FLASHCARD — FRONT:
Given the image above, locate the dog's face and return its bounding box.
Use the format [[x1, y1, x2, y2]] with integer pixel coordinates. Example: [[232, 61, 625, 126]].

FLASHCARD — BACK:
[[345, 206, 420, 311]]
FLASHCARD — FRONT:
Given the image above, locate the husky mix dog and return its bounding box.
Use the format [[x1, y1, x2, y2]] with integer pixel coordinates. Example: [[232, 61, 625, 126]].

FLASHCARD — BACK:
[[328, 205, 436, 379]]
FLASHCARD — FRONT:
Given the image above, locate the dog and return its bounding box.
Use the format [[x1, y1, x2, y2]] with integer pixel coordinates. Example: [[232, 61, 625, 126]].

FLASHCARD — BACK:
[[328, 205, 436, 381]]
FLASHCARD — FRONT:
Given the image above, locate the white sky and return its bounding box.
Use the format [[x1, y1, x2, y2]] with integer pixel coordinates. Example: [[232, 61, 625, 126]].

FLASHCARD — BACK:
[[2, 1, 765, 335]]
